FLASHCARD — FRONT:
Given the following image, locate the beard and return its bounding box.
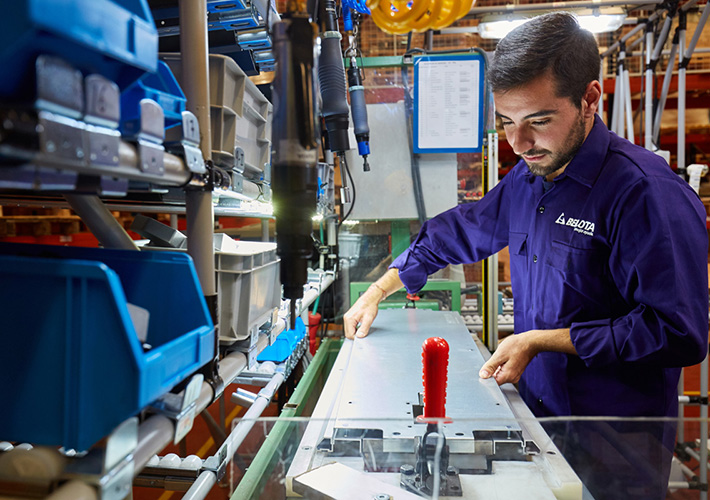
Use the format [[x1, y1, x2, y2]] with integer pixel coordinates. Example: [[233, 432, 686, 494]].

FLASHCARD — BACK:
[[523, 114, 587, 178]]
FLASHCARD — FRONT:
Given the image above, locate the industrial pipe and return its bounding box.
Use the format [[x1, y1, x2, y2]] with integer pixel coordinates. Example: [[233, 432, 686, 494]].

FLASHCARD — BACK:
[[179, 0, 217, 299], [181, 470, 218, 500], [601, 9, 664, 58], [64, 194, 138, 250], [644, 24, 654, 150], [45, 481, 98, 500], [677, 13, 687, 174], [653, 32, 678, 143]]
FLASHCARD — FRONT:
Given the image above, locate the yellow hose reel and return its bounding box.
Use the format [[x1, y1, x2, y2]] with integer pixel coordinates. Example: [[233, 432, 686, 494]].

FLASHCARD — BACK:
[[367, 0, 474, 34]]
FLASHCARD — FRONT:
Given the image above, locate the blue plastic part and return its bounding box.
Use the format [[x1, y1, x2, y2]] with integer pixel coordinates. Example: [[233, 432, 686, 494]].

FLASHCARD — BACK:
[[207, 0, 248, 12], [120, 60, 186, 133], [342, 0, 370, 15], [0, 243, 214, 451], [343, 8, 354, 31], [257, 317, 306, 363], [357, 140, 370, 156], [207, 5, 260, 31], [0, 0, 158, 100]]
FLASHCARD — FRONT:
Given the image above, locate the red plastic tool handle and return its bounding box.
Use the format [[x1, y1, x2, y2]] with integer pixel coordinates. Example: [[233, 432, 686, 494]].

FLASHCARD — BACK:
[[422, 337, 449, 419]]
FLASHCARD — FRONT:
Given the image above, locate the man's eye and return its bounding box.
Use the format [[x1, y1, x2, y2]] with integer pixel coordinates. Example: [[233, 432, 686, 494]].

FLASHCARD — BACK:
[[531, 119, 550, 126], [501, 121, 513, 127]]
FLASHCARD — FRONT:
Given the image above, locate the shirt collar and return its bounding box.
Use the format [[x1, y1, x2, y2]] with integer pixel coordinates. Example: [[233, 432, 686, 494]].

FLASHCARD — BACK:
[[521, 114, 610, 188]]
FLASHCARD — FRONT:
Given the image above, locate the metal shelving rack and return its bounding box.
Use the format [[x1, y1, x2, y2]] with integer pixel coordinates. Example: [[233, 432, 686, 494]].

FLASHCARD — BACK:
[[0, 1, 335, 499]]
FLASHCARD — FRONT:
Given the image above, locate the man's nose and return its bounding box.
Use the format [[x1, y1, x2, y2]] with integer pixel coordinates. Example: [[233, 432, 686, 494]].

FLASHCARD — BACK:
[[509, 127, 535, 155]]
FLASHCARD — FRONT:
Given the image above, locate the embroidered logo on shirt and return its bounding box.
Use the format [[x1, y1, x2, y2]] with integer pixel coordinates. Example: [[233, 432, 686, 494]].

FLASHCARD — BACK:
[[555, 212, 595, 236]]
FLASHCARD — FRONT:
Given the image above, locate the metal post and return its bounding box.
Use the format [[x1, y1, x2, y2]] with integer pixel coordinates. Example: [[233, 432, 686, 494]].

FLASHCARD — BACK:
[[182, 471, 218, 500], [678, 370, 685, 443], [623, 62, 634, 143], [179, 0, 216, 299], [701, 355, 708, 500], [612, 59, 622, 134], [653, 35, 678, 144], [678, 3, 710, 175], [677, 17, 686, 175], [64, 194, 138, 250], [482, 130, 499, 352], [261, 219, 270, 242], [644, 24, 654, 150]]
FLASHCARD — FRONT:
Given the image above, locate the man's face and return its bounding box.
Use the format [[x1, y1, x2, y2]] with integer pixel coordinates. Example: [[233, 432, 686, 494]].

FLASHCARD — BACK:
[[494, 74, 589, 180]]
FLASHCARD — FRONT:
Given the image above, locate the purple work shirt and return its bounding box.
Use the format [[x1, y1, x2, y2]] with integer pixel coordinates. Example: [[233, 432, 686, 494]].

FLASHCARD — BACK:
[[392, 115, 709, 420]]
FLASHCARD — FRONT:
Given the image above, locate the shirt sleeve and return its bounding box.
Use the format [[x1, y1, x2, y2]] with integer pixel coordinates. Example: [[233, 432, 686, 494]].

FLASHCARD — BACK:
[[570, 176, 709, 368], [390, 174, 513, 293]]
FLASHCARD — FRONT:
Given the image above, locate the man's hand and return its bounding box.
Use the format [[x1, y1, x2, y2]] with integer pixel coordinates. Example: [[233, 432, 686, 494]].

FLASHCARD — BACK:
[[343, 287, 381, 339], [479, 328, 575, 385], [343, 269, 404, 339]]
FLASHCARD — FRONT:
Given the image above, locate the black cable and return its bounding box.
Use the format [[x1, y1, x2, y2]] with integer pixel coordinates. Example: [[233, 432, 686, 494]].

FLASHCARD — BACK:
[[338, 153, 357, 225], [402, 33, 427, 226]]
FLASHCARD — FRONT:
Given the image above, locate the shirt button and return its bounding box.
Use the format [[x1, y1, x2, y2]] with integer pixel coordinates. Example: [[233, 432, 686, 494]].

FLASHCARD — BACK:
[[533, 255, 538, 263], [538, 398, 543, 405], [538, 206, 545, 214]]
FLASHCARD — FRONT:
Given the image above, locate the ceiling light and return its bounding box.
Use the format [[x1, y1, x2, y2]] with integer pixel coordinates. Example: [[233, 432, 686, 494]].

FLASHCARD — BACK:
[[477, 9, 626, 39]]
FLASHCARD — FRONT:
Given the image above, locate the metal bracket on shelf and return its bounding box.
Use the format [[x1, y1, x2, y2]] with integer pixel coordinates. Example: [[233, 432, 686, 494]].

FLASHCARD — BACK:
[[134, 100, 165, 176], [164, 111, 206, 175], [84, 74, 121, 169], [62, 418, 138, 500], [148, 374, 204, 444]]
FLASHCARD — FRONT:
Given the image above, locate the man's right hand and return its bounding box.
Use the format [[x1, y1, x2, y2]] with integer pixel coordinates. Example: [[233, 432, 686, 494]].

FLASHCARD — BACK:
[[343, 287, 382, 339], [343, 269, 404, 339]]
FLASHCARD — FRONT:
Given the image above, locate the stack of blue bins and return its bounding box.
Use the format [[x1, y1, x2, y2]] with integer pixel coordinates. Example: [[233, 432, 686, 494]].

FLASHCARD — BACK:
[[0, 243, 215, 451], [257, 317, 306, 363]]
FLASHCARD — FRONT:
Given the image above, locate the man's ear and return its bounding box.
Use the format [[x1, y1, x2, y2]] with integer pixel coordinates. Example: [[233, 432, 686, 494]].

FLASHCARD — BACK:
[[582, 80, 602, 118]]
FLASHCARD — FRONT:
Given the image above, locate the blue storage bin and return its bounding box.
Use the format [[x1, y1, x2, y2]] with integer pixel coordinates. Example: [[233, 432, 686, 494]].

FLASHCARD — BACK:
[[121, 61, 187, 134], [0, 243, 214, 451], [0, 0, 158, 100], [257, 317, 306, 363]]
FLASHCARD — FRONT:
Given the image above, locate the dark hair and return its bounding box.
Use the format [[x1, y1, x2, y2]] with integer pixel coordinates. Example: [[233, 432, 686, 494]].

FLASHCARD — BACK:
[[487, 12, 601, 108]]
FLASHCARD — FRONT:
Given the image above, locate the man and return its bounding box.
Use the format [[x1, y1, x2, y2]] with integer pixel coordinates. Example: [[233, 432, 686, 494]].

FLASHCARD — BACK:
[[344, 12, 709, 500]]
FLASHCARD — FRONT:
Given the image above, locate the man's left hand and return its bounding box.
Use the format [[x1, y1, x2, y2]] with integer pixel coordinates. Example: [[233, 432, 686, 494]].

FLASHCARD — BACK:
[[478, 328, 576, 385], [478, 333, 538, 385]]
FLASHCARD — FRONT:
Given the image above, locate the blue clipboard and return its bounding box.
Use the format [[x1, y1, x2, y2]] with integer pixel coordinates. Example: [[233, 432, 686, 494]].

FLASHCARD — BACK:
[[413, 54, 485, 153]]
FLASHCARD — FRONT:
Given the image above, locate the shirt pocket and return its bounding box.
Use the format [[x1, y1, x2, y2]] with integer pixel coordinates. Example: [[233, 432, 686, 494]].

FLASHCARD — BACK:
[[509, 231, 528, 257], [546, 240, 607, 275]]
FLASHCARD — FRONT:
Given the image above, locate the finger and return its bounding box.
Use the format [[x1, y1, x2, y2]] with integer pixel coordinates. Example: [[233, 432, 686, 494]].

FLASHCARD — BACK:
[[343, 314, 359, 340], [355, 315, 374, 338], [479, 357, 500, 379]]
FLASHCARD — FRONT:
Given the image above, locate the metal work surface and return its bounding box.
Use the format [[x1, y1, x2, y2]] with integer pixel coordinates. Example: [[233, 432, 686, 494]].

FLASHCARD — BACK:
[[324, 309, 520, 450], [287, 309, 584, 499]]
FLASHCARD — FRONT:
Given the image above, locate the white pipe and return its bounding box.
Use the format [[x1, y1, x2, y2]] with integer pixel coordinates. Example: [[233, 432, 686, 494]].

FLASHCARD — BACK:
[[700, 354, 708, 500], [678, 28, 686, 173], [45, 481, 98, 500], [215, 371, 285, 467], [182, 470, 218, 500], [623, 67, 635, 143], [652, 15, 673, 61], [684, 3, 710, 60], [679, 461, 696, 479], [64, 194, 139, 250], [644, 29, 654, 150], [612, 66, 623, 134], [601, 9, 663, 58], [681, 0, 701, 12], [683, 446, 710, 472], [653, 41, 678, 143]]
